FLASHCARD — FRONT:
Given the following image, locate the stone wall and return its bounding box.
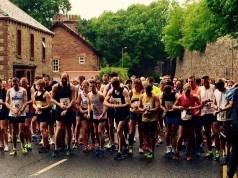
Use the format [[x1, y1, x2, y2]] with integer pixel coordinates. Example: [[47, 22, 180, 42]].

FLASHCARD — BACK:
[[7, 21, 53, 78], [175, 37, 238, 81], [0, 19, 53, 82]]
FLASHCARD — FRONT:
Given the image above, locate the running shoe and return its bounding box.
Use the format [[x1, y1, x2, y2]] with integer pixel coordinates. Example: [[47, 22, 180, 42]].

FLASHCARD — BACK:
[[146, 152, 154, 159], [104, 143, 112, 149], [139, 147, 144, 154], [172, 153, 179, 160], [9, 149, 17, 156], [114, 152, 124, 160], [98, 148, 105, 158], [219, 156, 227, 166], [128, 146, 133, 155], [157, 136, 163, 144], [25, 143, 32, 151], [51, 150, 59, 158], [205, 151, 213, 159], [49, 138, 55, 145], [65, 149, 72, 156], [21, 147, 28, 155], [38, 146, 49, 154], [4, 145, 9, 152], [186, 156, 192, 161], [72, 143, 79, 149], [214, 150, 220, 161], [165, 146, 173, 157]]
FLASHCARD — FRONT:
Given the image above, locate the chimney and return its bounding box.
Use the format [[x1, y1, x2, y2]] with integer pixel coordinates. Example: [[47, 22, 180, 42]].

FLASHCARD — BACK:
[[53, 14, 79, 32]]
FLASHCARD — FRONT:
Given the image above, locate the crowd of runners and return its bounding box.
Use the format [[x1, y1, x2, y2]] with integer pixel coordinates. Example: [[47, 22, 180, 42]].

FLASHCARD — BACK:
[[0, 72, 238, 177]]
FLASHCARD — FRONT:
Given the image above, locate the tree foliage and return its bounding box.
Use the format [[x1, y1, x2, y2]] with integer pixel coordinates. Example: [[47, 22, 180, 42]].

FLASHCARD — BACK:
[[180, 1, 222, 52], [10, 0, 71, 28], [78, 0, 170, 77], [205, 0, 238, 37], [163, 2, 184, 59]]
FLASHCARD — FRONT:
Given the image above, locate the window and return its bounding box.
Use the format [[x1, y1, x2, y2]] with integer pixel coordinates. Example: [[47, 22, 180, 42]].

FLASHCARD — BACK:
[[52, 59, 59, 72], [42, 37, 46, 62], [30, 34, 34, 59], [79, 54, 86, 64], [16, 30, 21, 56]]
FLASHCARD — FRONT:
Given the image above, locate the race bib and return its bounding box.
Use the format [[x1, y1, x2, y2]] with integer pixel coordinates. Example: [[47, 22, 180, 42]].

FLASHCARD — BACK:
[[165, 101, 173, 110], [111, 98, 122, 105], [60, 98, 70, 107]]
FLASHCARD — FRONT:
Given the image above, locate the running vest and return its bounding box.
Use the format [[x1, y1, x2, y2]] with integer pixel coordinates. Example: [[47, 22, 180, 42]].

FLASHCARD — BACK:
[[141, 93, 157, 122], [8, 87, 26, 117], [162, 92, 180, 117], [111, 87, 126, 106], [89, 92, 106, 119], [80, 91, 89, 110], [200, 85, 215, 115], [130, 90, 142, 111], [179, 94, 197, 116], [0, 88, 6, 111], [35, 90, 47, 108], [55, 84, 71, 110]]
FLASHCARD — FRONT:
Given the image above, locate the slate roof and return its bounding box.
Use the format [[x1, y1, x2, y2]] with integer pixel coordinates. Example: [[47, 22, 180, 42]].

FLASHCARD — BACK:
[[0, 0, 53, 35]]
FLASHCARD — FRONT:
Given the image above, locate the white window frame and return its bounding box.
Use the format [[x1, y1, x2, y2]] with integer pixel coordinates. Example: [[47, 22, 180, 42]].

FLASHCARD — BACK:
[[52, 59, 60, 72], [79, 54, 86, 64]]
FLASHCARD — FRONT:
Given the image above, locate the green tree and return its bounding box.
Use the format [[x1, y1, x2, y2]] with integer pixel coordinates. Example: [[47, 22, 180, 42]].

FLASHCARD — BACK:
[[163, 2, 184, 59], [205, 0, 238, 37], [79, 0, 170, 77], [181, 1, 222, 52], [10, 0, 71, 28]]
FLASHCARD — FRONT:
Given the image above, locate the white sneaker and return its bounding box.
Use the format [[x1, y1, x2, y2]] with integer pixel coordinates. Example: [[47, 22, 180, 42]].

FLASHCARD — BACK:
[[139, 147, 144, 154], [39, 140, 43, 145], [49, 138, 55, 145], [4, 145, 9, 152]]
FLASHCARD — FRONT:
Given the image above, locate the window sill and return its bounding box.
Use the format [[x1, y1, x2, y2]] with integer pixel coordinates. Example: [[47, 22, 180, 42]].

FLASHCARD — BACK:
[[16, 54, 22, 59]]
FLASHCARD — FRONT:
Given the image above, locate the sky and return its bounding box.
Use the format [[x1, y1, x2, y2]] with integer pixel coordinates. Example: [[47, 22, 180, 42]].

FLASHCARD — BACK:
[[69, 0, 185, 19]]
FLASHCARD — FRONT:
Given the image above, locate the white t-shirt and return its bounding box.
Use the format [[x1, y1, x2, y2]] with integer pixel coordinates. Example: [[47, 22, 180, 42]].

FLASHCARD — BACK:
[[214, 89, 231, 121], [200, 85, 215, 116], [8, 87, 26, 117]]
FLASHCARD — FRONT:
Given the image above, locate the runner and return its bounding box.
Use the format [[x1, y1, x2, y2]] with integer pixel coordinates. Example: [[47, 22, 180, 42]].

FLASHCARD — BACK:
[[30, 76, 42, 143], [173, 83, 201, 161], [199, 76, 216, 159], [100, 74, 109, 93], [128, 79, 144, 155], [77, 80, 91, 152], [19, 77, 33, 152], [103, 72, 119, 151], [51, 73, 76, 157], [161, 83, 180, 157], [43, 74, 55, 145], [139, 83, 160, 159], [33, 79, 52, 153], [214, 79, 231, 164], [0, 79, 9, 152], [88, 80, 107, 157], [6, 77, 28, 156], [104, 77, 130, 160], [188, 76, 202, 154], [73, 75, 86, 147]]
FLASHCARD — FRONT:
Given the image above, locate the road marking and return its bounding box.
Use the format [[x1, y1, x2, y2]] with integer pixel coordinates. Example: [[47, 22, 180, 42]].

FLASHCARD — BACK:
[[223, 165, 237, 178], [30, 159, 68, 176]]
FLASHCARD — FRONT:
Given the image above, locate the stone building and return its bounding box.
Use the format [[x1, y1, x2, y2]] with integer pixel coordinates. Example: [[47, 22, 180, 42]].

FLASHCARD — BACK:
[[51, 15, 101, 81], [0, 0, 54, 85], [175, 37, 238, 81]]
